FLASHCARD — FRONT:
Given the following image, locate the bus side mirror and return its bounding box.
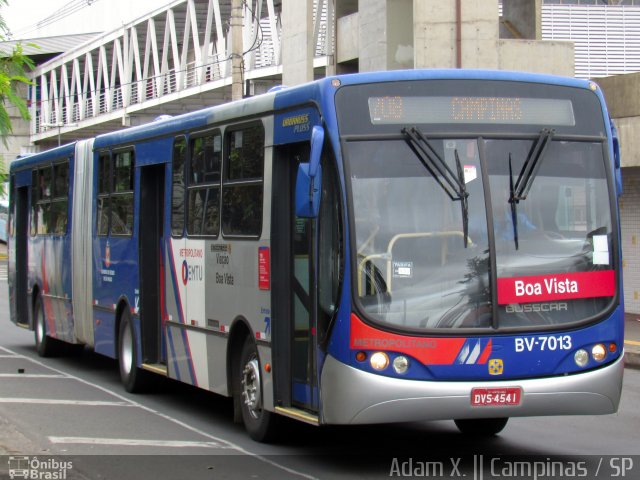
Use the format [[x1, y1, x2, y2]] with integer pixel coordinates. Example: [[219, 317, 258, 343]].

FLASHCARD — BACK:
[[295, 126, 324, 218], [611, 121, 623, 196]]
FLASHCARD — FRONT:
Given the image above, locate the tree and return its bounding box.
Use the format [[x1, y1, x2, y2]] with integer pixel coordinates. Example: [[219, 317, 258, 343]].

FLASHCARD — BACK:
[[0, 0, 35, 198], [0, 0, 34, 144]]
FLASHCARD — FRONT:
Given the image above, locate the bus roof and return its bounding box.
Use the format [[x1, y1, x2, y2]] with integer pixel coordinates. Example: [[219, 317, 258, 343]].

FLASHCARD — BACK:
[[11, 69, 599, 170], [9, 142, 77, 173], [91, 70, 597, 149], [333, 68, 594, 90]]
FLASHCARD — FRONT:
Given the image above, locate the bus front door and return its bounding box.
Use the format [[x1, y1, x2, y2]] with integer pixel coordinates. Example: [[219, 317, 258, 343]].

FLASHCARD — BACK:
[[272, 143, 319, 415], [291, 212, 318, 412]]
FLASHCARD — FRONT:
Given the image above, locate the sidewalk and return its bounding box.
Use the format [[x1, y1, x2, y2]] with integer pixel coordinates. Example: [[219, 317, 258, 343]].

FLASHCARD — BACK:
[[624, 312, 640, 369]]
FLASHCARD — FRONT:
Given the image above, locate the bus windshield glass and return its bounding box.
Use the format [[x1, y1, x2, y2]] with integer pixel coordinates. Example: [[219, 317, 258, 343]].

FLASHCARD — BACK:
[[338, 80, 616, 332]]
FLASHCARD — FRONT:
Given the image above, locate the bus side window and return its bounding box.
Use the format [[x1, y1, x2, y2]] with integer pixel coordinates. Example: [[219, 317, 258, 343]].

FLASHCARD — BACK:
[[35, 167, 52, 235], [318, 152, 343, 343], [8, 175, 15, 239], [171, 136, 187, 236], [50, 162, 69, 235], [187, 131, 221, 237], [111, 151, 134, 236], [96, 152, 111, 236], [30, 170, 38, 236], [222, 123, 264, 237]]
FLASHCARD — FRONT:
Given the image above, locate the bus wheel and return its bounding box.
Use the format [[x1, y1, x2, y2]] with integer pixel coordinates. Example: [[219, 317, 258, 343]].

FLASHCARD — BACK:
[[239, 338, 279, 442], [454, 418, 509, 436], [34, 295, 61, 357], [118, 310, 149, 393]]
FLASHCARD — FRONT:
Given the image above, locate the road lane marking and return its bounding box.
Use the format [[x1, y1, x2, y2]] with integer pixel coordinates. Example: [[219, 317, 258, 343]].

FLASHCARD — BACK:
[[625, 340, 640, 346], [0, 354, 19, 358], [0, 346, 319, 480], [48, 437, 225, 448], [0, 374, 69, 379], [0, 398, 133, 406]]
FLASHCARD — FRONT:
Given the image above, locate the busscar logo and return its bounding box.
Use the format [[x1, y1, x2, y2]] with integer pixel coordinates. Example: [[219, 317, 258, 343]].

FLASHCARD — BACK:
[[505, 302, 568, 313], [488, 358, 504, 375]]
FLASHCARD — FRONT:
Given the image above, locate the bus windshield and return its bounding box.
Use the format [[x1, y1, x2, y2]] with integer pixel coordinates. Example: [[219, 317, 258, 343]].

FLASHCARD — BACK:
[[346, 133, 614, 332]]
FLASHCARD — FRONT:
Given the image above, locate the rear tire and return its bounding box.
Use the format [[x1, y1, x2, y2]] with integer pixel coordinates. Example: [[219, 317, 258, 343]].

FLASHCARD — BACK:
[[118, 310, 149, 393], [454, 417, 509, 436], [238, 337, 279, 442], [34, 295, 62, 357]]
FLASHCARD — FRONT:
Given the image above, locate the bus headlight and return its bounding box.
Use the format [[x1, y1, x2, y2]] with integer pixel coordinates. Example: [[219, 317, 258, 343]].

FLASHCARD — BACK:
[[574, 349, 589, 367], [592, 344, 607, 362], [370, 352, 389, 370], [392, 356, 410, 374]]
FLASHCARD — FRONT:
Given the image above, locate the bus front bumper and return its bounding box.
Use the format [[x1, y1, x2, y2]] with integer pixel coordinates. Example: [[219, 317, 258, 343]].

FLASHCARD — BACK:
[[319, 353, 624, 425]]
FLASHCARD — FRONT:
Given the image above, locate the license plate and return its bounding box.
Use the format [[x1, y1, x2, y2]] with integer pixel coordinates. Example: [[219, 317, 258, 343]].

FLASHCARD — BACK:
[[471, 387, 522, 406]]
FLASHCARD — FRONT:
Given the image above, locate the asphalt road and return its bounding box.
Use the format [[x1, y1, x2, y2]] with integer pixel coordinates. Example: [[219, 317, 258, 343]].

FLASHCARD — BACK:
[[0, 266, 638, 479]]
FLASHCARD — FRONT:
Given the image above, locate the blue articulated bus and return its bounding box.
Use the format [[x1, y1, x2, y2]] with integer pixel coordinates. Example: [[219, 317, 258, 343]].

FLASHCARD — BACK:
[[8, 69, 624, 441]]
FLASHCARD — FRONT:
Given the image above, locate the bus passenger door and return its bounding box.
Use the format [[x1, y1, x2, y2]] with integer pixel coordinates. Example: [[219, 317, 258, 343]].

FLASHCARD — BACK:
[[12, 184, 30, 327], [272, 142, 319, 414], [139, 164, 165, 367]]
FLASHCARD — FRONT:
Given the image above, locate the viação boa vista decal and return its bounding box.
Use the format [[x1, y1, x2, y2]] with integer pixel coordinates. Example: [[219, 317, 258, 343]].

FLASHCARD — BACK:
[[497, 270, 615, 305]]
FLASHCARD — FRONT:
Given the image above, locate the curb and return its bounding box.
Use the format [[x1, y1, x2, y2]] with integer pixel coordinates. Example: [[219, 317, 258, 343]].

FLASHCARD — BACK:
[[624, 344, 640, 370]]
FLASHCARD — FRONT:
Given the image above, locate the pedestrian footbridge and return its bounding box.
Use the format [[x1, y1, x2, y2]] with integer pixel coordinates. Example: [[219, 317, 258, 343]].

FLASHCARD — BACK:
[[30, 0, 333, 146]]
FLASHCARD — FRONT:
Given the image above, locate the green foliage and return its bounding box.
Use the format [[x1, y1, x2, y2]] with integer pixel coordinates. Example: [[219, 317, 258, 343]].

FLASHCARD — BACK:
[[0, 0, 37, 196], [0, 41, 35, 144]]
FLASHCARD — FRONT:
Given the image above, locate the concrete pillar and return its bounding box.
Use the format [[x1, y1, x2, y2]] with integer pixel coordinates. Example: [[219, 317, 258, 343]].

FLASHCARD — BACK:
[[501, 0, 542, 40], [231, 0, 243, 100], [282, 0, 314, 86], [414, 0, 499, 69], [358, 0, 413, 72]]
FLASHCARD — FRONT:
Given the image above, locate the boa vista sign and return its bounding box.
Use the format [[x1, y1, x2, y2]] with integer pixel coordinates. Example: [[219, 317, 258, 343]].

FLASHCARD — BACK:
[[497, 270, 615, 305]]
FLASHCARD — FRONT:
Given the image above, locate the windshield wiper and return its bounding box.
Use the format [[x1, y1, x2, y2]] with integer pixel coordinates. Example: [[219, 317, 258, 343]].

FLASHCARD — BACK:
[[510, 128, 554, 203], [508, 153, 519, 249], [402, 126, 470, 247], [507, 128, 554, 250]]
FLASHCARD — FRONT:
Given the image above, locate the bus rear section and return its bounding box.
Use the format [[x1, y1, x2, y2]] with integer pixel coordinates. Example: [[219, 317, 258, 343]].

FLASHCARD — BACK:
[[314, 73, 623, 435], [8, 142, 95, 356]]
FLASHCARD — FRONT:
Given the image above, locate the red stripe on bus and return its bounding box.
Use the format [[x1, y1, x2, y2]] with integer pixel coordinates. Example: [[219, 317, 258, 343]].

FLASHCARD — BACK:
[[477, 339, 492, 364], [350, 314, 466, 365]]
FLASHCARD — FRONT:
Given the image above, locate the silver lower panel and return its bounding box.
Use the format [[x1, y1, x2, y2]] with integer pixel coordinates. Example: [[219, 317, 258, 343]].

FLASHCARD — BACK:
[[320, 353, 624, 425]]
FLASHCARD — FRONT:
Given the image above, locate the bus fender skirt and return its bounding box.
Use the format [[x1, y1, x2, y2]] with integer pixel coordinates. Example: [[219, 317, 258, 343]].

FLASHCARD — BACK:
[[319, 354, 624, 425]]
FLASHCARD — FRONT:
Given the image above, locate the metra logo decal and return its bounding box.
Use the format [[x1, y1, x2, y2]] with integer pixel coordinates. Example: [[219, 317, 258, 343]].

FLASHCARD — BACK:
[[497, 270, 615, 305]]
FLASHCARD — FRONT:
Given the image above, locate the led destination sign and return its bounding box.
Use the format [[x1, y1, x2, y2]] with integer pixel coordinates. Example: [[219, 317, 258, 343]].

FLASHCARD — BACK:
[[368, 95, 576, 126]]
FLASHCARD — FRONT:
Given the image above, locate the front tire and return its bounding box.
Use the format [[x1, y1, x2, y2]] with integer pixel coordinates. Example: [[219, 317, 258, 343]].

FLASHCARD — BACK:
[[118, 310, 149, 393], [238, 337, 279, 442], [454, 417, 509, 436], [34, 295, 62, 357]]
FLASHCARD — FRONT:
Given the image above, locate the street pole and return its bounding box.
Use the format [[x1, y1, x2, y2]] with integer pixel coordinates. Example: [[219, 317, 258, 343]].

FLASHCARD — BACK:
[[41, 123, 78, 147]]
